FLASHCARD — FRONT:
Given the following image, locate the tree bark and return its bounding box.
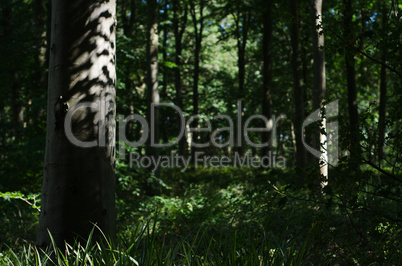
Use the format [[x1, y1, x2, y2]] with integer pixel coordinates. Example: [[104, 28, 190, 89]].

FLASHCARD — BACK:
[[1, 3, 22, 139], [161, 2, 169, 144], [11, 71, 21, 139], [190, 0, 204, 161], [343, 0, 360, 169], [173, 0, 187, 156], [121, 0, 137, 145], [311, 0, 328, 183], [37, 0, 117, 248], [147, 0, 159, 155], [262, 0, 273, 157], [290, 0, 307, 172], [121, 0, 136, 36], [233, 8, 249, 155], [32, 0, 48, 132], [378, 6, 388, 163]]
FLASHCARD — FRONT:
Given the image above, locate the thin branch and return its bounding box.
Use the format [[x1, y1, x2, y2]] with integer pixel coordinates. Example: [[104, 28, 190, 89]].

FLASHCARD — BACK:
[[324, 26, 402, 78], [362, 159, 402, 183]]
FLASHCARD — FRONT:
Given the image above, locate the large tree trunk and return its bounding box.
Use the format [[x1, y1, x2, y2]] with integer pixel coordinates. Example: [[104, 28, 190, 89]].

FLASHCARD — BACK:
[[190, 0, 204, 161], [290, 0, 307, 173], [261, 0, 273, 157], [147, 0, 159, 155], [311, 0, 328, 184], [343, 0, 360, 169], [172, 0, 187, 156], [37, 0, 117, 248]]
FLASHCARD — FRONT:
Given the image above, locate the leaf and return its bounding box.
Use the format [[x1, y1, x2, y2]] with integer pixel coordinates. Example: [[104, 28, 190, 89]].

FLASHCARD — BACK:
[[163, 61, 178, 69]]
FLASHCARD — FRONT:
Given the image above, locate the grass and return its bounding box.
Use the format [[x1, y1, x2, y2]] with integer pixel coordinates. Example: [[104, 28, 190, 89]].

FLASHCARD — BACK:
[[0, 220, 316, 266], [1, 167, 401, 265]]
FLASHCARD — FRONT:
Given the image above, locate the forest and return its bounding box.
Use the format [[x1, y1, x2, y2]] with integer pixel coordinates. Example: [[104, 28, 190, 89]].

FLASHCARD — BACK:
[[0, 0, 401, 264]]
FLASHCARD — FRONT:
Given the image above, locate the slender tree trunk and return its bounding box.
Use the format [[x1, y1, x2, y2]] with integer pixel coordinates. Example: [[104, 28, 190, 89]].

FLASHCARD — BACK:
[[11, 71, 21, 138], [311, 0, 328, 184], [190, 0, 204, 161], [290, 0, 307, 173], [2, 3, 22, 139], [32, 0, 48, 132], [378, 7, 388, 163], [161, 6, 168, 100], [262, 0, 273, 157], [173, 0, 187, 156], [37, 0, 117, 248], [238, 36, 246, 101], [147, 0, 159, 156], [343, 0, 360, 169], [161, 3, 169, 144], [121, 0, 137, 144], [234, 11, 249, 155], [121, 0, 136, 36], [357, 5, 368, 88], [33, 0, 47, 85]]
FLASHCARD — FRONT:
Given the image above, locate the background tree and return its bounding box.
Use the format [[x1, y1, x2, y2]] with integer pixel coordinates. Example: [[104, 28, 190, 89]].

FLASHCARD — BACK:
[[378, 3, 388, 163], [311, 0, 328, 183], [231, 0, 251, 155], [172, 0, 188, 156], [290, 0, 307, 174], [343, 0, 360, 169], [261, 0, 273, 157], [189, 0, 205, 161], [146, 0, 160, 156]]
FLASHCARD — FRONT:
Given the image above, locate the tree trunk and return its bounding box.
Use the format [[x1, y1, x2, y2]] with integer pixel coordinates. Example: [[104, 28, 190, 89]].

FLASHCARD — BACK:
[[33, 0, 47, 85], [311, 0, 328, 183], [290, 0, 307, 173], [147, 0, 159, 155], [121, 0, 136, 36], [1, 3, 22, 139], [11, 71, 21, 139], [234, 10, 249, 155], [37, 0, 117, 248], [32, 0, 48, 132], [343, 0, 360, 169], [121, 0, 137, 146], [161, 2, 169, 144], [262, 0, 273, 157], [378, 6, 388, 163], [173, 0, 187, 156], [190, 0, 204, 161]]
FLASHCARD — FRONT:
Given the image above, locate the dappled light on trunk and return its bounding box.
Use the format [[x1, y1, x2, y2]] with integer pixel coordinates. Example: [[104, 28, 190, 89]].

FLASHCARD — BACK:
[[37, 0, 117, 248]]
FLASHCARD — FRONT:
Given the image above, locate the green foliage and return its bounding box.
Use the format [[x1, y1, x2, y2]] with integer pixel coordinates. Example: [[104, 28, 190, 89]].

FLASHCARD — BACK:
[[1, 0, 402, 264], [0, 218, 316, 265], [0, 194, 40, 250], [113, 167, 400, 264], [0, 191, 40, 211], [1, 164, 400, 264]]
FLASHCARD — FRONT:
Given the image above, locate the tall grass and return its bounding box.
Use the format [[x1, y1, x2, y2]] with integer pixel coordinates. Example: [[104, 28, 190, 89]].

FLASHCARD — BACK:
[[0, 219, 319, 266]]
